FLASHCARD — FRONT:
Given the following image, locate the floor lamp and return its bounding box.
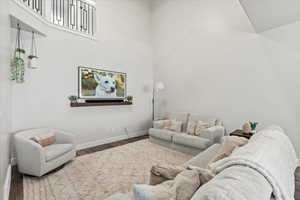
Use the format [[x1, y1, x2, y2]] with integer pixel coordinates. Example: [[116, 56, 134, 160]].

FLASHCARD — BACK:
[[153, 82, 165, 121]]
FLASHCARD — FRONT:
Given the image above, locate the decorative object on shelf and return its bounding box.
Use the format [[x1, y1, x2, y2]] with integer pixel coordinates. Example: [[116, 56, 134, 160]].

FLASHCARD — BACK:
[[11, 24, 25, 83], [78, 67, 127, 100], [249, 121, 259, 132], [28, 31, 39, 69], [153, 81, 165, 121], [242, 122, 251, 133], [125, 95, 133, 102], [68, 95, 78, 103]]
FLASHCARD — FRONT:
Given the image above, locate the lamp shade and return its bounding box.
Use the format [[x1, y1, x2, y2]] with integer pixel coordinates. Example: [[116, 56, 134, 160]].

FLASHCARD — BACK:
[[155, 82, 165, 92]]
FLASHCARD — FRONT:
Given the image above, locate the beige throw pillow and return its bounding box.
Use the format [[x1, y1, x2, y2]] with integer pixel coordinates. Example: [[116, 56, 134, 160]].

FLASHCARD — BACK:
[[186, 121, 197, 135], [194, 121, 209, 136], [31, 132, 56, 147], [163, 120, 182, 132], [150, 164, 185, 185], [208, 136, 248, 166], [134, 167, 215, 200], [162, 120, 172, 130]]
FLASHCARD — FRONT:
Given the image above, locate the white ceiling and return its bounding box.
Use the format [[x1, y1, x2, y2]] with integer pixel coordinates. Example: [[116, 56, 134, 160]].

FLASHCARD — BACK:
[[239, 0, 300, 32]]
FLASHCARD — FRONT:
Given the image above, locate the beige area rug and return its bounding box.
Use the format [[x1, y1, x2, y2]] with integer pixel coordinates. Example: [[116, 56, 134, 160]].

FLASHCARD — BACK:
[[23, 139, 192, 200]]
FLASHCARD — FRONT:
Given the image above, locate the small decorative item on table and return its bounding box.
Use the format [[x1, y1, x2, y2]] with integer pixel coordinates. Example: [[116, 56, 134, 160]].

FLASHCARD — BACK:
[[249, 121, 259, 133], [231, 121, 259, 139]]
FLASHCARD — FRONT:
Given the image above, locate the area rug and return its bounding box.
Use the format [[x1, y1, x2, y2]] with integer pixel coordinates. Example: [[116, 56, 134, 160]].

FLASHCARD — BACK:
[[23, 139, 192, 200]]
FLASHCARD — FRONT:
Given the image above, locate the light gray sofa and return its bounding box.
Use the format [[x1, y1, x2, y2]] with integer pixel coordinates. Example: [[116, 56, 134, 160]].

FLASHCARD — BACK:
[[149, 112, 225, 155], [14, 128, 76, 177]]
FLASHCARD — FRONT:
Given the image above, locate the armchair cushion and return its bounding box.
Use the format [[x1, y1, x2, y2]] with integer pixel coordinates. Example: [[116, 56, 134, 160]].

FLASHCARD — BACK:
[[31, 131, 55, 147], [173, 134, 211, 150], [44, 144, 73, 162]]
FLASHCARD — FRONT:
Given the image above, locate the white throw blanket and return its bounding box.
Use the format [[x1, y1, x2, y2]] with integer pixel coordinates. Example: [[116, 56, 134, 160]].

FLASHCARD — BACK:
[[210, 126, 297, 200]]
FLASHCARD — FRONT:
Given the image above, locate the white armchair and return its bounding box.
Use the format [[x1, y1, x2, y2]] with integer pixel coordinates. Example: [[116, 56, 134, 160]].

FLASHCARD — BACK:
[[14, 128, 76, 177]]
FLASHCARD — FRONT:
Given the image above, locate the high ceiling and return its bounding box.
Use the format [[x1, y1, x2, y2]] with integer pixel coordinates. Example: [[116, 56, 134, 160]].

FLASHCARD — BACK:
[[239, 0, 300, 32]]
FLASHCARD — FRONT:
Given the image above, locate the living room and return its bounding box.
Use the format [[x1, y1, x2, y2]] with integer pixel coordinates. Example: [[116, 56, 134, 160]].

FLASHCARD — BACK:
[[1, 0, 300, 200]]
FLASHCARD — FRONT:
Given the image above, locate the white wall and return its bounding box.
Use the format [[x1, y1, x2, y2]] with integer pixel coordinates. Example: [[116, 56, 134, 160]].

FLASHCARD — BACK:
[[152, 0, 300, 156], [11, 0, 153, 146], [0, 0, 11, 197]]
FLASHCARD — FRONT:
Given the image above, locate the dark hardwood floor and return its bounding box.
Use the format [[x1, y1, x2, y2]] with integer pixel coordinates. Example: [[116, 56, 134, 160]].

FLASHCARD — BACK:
[[9, 135, 148, 200]]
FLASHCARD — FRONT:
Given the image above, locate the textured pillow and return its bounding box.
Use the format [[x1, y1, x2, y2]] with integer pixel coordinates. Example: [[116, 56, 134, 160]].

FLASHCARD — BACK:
[[150, 164, 185, 185], [208, 136, 248, 166], [186, 165, 215, 185], [162, 120, 172, 130], [194, 121, 209, 136], [31, 132, 55, 147], [169, 120, 183, 132], [186, 121, 197, 135], [134, 168, 204, 200]]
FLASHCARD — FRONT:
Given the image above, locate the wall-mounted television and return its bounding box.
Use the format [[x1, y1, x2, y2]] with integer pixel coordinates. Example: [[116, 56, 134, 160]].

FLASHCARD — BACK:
[[78, 66, 127, 100]]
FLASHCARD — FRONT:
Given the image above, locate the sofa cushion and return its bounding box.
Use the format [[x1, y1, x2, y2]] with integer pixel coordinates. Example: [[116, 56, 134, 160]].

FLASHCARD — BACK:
[[208, 136, 248, 166], [149, 128, 175, 142], [168, 120, 183, 132], [189, 114, 218, 127], [184, 144, 221, 169], [167, 112, 189, 132], [173, 134, 211, 150], [44, 144, 73, 162], [195, 121, 210, 136]]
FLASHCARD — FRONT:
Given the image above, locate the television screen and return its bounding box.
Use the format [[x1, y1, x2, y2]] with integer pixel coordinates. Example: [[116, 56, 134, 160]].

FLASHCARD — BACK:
[[78, 67, 127, 99]]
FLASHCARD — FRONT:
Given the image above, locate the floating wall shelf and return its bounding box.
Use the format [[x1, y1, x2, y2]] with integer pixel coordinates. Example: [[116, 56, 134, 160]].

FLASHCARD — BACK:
[[70, 102, 133, 107], [10, 15, 47, 37]]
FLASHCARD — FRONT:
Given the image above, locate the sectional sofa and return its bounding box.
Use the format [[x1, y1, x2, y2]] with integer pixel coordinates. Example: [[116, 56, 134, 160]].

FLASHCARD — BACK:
[[106, 126, 298, 200], [149, 112, 226, 155]]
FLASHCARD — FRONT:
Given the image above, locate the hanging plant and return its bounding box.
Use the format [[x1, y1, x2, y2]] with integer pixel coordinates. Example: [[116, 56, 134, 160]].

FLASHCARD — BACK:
[[11, 24, 25, 83], [28, 32, 39, 69]]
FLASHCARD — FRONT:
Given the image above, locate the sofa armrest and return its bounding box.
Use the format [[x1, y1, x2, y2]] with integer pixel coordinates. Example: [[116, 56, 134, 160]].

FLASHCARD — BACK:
[[14, 135, 45, 175], [54, 130, 75, 145], [153, 120, 168, 129], [202, 126, 225, 143]]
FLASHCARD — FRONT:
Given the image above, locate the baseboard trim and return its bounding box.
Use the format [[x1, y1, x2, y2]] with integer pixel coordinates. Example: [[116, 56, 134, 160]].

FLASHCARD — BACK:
[[76, 130, 148, 151], [3, 165, 11, 200]]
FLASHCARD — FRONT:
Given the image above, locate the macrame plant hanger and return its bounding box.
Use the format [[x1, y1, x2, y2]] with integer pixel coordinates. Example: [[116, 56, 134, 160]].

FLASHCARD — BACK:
[[28, 31, 38, 69], [11, 24, 25, 83]]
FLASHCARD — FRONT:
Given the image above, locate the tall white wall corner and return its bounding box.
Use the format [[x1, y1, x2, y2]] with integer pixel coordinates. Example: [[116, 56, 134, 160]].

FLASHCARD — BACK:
[[3, 165, 11, 200]]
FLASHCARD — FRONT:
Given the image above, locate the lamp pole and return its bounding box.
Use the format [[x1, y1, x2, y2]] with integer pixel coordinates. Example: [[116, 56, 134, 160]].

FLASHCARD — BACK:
[[152, 82, 165, 122]]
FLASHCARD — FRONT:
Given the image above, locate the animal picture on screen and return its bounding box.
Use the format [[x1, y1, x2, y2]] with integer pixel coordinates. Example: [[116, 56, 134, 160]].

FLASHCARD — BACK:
[[79, 67, 126, 99]]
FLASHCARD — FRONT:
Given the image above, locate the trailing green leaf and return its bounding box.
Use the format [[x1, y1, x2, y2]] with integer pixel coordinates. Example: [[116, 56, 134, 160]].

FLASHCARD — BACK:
[[15, 48, 26, 54], [10, 57, 25, 83]]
